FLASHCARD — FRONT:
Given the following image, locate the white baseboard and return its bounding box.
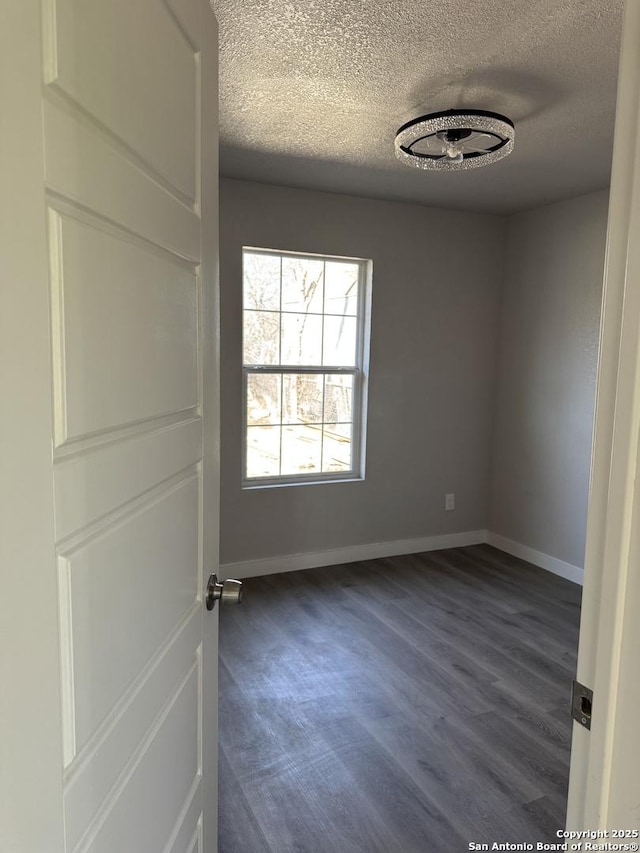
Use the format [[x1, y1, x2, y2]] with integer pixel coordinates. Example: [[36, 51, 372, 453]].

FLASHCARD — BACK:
[[220, 528, 584, 586], [220, 529, 489, 580], [486, 532, 584, 585]]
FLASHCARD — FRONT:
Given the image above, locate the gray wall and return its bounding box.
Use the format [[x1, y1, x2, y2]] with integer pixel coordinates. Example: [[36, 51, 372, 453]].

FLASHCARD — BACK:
[[490, 190, 609, 569], [219, 179, 506, 564]]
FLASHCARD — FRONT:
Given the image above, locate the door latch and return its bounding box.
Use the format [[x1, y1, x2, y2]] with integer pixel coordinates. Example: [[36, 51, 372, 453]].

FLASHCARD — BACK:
[[571, 680, 593, 730]]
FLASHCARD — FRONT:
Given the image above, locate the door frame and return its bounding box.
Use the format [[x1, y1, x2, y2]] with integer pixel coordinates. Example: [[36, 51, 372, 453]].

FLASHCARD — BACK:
[[566, 0, 640, 830]]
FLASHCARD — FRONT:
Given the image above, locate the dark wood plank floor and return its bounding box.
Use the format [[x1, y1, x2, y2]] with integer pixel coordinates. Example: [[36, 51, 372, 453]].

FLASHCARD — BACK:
[[218, 544, 581, 853]]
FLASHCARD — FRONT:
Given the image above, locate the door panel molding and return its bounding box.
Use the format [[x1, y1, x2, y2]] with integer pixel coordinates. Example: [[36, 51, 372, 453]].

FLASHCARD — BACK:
[[43, 100, 201, 259], [54, 419, 203, 540], [42, 0, 199, 203], [71, 663, 201, 853], [48, 208, 200, 447]]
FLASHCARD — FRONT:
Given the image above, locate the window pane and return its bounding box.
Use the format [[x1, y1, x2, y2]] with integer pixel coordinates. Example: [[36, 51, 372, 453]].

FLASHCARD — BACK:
[[324, 261, 359, 316], [247, 373, 281, 426], [243, 252, 281, 310], [324, 374, 353, 423], [246, 426, 281, 478], [281, 313, 322, 365], [283, 373, 323, 424], [243, 310, 280, 365], [323, 316, 357, 366], [322, 423, 352, 472], [242, 248, 368, 484], [281, 257, 324, 314], [280, 425, 322, 476]]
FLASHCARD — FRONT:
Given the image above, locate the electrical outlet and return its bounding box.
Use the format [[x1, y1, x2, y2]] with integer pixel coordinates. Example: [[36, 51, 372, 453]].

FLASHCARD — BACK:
[[445, 493, 455, 511]]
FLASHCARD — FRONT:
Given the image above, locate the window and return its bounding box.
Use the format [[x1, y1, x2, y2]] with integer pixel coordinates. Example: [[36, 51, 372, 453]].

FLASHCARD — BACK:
[[242, 248, 371, 486]]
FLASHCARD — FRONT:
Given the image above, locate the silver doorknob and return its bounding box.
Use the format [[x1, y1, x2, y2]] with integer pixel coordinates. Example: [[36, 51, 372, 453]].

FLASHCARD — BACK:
[[206, 573, 243, 610]]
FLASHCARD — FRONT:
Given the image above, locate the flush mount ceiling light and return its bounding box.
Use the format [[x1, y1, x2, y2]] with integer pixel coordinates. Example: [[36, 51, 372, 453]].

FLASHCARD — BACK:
[[395, 108, 514, 171]]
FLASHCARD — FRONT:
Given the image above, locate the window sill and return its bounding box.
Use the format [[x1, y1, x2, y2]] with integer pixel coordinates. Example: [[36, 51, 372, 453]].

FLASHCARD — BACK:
[[242, 475, 365, 490]]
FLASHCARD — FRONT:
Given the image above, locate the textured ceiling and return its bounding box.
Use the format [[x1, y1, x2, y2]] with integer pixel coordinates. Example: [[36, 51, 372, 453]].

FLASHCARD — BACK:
[[213, 0, 623, 214]]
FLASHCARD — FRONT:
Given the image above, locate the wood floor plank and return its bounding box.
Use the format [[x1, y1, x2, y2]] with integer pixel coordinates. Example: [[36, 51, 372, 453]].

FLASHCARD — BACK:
[[361, 713, 513, 839], [312, 714, 468, 852], [335, 584, 575, 754], [455, 709, 570, 805], [337, 567, 573, 698], [403, 553, 577, 660], [219, 544, 580, 852], [218, 747, 274, 853], [366, 564, 577, 696]]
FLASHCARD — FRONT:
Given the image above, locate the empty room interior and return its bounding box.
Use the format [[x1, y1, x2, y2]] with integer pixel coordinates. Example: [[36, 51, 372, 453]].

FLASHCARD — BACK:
[[8, 0, 640, 850], [213, 0, 624, 850]]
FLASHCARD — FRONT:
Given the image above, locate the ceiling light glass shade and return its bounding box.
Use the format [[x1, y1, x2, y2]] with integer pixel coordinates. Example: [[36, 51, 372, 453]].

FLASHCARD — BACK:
[[395, 109, 514, 171]]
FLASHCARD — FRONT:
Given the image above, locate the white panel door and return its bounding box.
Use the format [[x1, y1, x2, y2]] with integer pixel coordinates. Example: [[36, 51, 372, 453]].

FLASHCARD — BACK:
[[0, 2, 220, 851]]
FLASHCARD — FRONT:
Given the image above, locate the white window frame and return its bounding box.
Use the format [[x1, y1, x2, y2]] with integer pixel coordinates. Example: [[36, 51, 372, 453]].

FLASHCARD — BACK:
[[241, 247, 372, 488]]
